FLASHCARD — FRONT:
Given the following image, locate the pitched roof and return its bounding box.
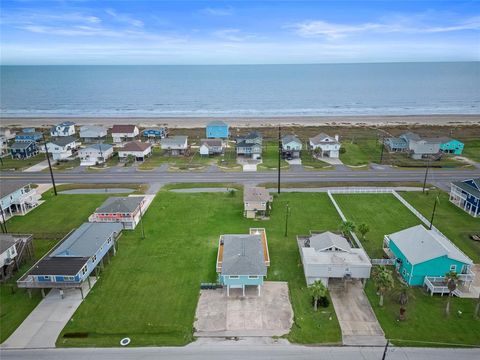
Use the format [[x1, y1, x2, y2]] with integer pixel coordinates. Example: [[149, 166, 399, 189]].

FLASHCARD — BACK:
[[388, 225, 472, 265], [452, 178, 480, 199], [80, 144, 113, 152], [16, 131, 42, 138], [238, 131, 262, 140], [201, 139, 223, 147], [0, 234, 18, 254], [221, 234, 267, 276], [49, 136, 77, 147], [95, 196, 144, 214], [29, 257, 88, 276], [80, 125, 107, 135], [243, 187, 271, 202], [400, 132, 421, 141], [111, 125, 137, 133], [160, 136, 188, 146], [50, 222, 123, 258], [309, 232, 352, 252], [0, 182, 32, 199], [385, 137, 407, 146], [11, 141, 36, 150], [207, 120, 228, 127], [309, 133, 337, 145], [120, 141, 152, 152], [282, 135, 301, 146]]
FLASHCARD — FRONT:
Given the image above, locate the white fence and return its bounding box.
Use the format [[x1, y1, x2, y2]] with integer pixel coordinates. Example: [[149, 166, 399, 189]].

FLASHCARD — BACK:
[[328, 187, 395, 194]]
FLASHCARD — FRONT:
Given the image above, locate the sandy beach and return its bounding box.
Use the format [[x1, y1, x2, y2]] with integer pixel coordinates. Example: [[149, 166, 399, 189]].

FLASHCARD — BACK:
[[1, 114, 479, 129]]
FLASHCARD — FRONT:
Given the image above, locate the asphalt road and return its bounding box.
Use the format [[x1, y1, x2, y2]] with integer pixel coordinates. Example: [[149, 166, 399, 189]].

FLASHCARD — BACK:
[[1, 345, 480, 360]]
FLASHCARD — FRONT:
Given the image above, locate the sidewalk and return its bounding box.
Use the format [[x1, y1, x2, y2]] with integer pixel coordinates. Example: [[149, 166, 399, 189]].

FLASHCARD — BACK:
[[23, 160, 49, 172]]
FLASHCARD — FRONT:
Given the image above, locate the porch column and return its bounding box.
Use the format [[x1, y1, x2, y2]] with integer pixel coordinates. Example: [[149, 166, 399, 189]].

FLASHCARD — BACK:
[[41, 289, 45, 298], [87, 276, 91, 289], [227, 285, 230, 297], [79, 286, 84, 300], [242, 285, 245, 297], [258, 285, 261, 297]]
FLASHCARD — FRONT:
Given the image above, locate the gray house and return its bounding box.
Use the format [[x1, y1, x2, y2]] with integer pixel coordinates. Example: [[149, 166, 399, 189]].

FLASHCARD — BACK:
[[89, 196, 147, 229], [236, 131, 262, 159], [79, 126, 107, 141], [199, 139, 225, 156], [243, 186, 273, 219], [160, 136, 188, 156], [385, 132, 441, 159], [281, 135, 302, 159]]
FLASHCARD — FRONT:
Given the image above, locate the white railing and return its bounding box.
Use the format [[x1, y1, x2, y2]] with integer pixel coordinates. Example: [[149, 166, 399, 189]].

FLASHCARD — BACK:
[[328, 187, 395, 194]]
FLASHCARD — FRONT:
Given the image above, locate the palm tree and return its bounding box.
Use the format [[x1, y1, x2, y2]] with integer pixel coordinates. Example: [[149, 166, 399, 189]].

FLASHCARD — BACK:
[[372, 266, 394, 307], [309, 280, 328, 312], [358, 223, 370, 241], [395, 284, 414, 321], [445, 271, 458, 316], [340, 221, 356, 237]]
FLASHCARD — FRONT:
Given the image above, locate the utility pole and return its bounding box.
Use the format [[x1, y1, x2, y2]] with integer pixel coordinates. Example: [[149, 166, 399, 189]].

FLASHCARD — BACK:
[[98, 143, 104, 166], [429, 196, 439, 230], [277, 126, 281, 194], [42, 133, 57, 196], [379, 136, 385, 164], [284, 203, 290, 237], [422, 159, 430, 194]]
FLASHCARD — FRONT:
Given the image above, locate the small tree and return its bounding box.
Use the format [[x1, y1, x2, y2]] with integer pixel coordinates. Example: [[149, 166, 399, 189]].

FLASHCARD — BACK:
[[358, 223, 370, 241], [340, 221, 356, 237], [309, 280, 328, 312], [372, 266, 394, 306], [445, 271, 458, 316], [395, 284, 414, 321]]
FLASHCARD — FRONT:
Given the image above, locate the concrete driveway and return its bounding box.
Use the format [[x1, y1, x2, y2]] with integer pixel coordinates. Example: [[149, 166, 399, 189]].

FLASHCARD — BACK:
[[23, 160, 49, 172], [329, 280, 386, 346], [194, 281, 293, 337], [1, 278, 96, 349]]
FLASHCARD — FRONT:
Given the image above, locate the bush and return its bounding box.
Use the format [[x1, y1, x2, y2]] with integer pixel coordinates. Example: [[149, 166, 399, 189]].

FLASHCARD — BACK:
[[339, 147, 346, 154], [311, 295, 330, 308]]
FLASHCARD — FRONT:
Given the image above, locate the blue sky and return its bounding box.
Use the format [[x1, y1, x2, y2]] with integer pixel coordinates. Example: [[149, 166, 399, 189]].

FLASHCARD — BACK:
[[1, 0, 479, 64]]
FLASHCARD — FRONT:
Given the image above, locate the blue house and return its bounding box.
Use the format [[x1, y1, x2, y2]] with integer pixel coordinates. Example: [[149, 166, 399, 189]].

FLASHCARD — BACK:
[[17, 222, 123, 297], [10, 141, 39, 159], [206, 121, 229, 139], [439, 138, 464, 155], [15, 131, 43, 142], [216, 228, 269, 296], [143, 128, 168, 140], [385, 225, 473, 287], [450, 178, 480, 217]]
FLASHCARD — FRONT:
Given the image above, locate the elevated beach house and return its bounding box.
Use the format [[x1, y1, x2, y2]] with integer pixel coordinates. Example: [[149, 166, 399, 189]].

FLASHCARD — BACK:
[[243, 186, 273, 219], [89, 196, 147, 229], [309, 133, 341, 158], [206, 121, 229, 139], [160, 136, 188, 156], [17, 223, 123, 297], [0, 234, 34, 281], [236, 131, 262, 159], [199, 139, 225, 156], [51, 121, 76, 137], [0, 183, 40, 220], [111, 125, 139, 143], [46, 136, 80, 160], [118, 141, 152, 162], [216, 228, 270, 296], [299, 231, 371, 287], [0, 128, 16, 141], [10, 141, 39, 160], [79, 144, 114, 166], [450, 177, 480, 217], [79, 125, 108, 141], [143, 128, 168, 141], [384, 225, 474, 292], [384, 132, 459, 159], [281, 135, 302, 159], [15, 130, 42, 143], [438, 137, 464, 155]]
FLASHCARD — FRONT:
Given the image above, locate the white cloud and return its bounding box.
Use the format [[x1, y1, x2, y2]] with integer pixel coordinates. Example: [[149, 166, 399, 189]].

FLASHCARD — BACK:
[[105, 9, 144, 28], [200, 7, 233, 16]]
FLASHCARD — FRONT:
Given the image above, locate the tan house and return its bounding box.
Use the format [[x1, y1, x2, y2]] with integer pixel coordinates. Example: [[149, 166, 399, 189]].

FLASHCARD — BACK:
[[243, 186, 273, 219]]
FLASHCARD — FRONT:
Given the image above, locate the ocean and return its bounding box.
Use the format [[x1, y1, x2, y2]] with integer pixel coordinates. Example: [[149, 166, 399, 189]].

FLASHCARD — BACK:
[[1, 62, 479, 117]]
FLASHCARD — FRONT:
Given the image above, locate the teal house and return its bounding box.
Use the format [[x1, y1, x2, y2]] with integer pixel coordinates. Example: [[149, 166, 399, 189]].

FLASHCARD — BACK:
[[439, 138, 464, 155], [206, 121, 229, 139], [216, 228, 269, 296], [385, 225, 473, 286]]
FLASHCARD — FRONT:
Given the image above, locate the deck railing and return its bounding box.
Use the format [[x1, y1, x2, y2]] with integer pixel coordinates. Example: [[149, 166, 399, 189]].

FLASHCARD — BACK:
[[17, 276, 81, 289]]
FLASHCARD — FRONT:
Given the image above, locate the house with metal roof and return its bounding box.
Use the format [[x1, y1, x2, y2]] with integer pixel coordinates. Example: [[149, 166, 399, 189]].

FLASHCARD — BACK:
[[199, 139, 225, 156], [111, 125, 139, 143], [236, 131, 262, 159], [160, 136, 188, 156], [79, 125, 107, 141], [438, 137, 464, 155], [309, 133, 341, 158], [143, 128, 168, 141], [243, 186, 273, 219], [385, 225, 474, 287], [216, 228, 270, 296], [79, 144, 114, 166], [450, 178, 480, 217], [281, 135, 302, 159], [89, 196, 147, 229], [299, 231, 371, 287], [15, 131, 43, 143], [10, 141, 39, 159], [384, 137, 408, 152], [17, 223, 122, 297], [51, 121, 76, 137], [206, 121, 229, 139], [46, 136, 80, 160], [118, 141, 152, 161]]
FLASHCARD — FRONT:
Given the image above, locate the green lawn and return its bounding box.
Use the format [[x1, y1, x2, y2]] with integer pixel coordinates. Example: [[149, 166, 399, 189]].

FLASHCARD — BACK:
[[58, 191, 342, 347], [400, 191, 480, 263], [51, 158, 81, 171], [258, 141, 289, 170], [300, 151, 332, 170], [0, 154, 45, 171], [217, 147, 242, 171], [333, 194, 422, 258], [138, 147, 213, 170], [463, 139, 480, 162], [340, 139, 382, 166], [0, 239, 58, 343]]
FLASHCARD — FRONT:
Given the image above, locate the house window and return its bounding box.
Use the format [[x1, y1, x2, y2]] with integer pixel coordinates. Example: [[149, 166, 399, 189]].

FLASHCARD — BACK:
[[248, 276, 258, 279], [44, 276, 51, 281], [82, 266, 87, 275], [229, 276, 239, 279], [92, 255, 97, 262], [64, 276, 75, 281], [450, 265, 457, 272], [402, 269, 406, 276]]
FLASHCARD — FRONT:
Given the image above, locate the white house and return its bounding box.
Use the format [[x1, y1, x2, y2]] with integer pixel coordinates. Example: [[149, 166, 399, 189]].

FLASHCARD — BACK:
[[79, 144, 114, 166], [50, 121, 76, 137], [118, 141, 152, 161], [111, 125, 139, 143], [79, 126, 107, 141], [309, 133, 341, 158], [0, 128, 16, 140], [46, 136, 80, 160], [299, 231, 371, 287], [160, 136, 188, 156], [199, 139, 225, 156], [0, 235, 18, 269], [0, 136, 7, 157], [0, 183, 41, 219]]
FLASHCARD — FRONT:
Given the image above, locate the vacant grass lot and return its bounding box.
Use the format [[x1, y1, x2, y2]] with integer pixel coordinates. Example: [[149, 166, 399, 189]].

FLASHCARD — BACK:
[[138, 148, 213, 170], [58, 191, 342, 347], [0, 154, 45, 171], [340, 139, 382, 166], [258, 141, 289, 170], [463, 139, 480, 162], [400, 191, 480, 263], [333, 194, 422, 258]]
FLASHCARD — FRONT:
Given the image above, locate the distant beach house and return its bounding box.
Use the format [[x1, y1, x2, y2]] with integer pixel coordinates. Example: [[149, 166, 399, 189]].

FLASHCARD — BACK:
[[50, 121, 76, 137], [281, 135, 302, 159], [0, 183, 40, 220], [79, 144, 114, 166], [111, 125, 139, 143], [450, 177, 480, 217], [118, 141, 152, 162], [243, 186, 272, 219], [384, 225, 474, 287], [46, 136, 80, 161], [10, 141, 39, 160], [384, 137, 408, 152], [299, 231, 371, 287], [79, 126, 107, 141], [89, 196, 147, 230], [309, 133, 340, 158], [0, 136, 7, 157], [15, 131, 42, 143], [206, 121, 229, 139], [439, 138, 464, 155], [0, 128, 16, 140], [384, 132, 461, 159], [160, 136, 188, 156], [199, 139, 225, 156], [17, 222, 123, 296], [216, 228, 270, 296], [236, 131, 262, 159], [143, 128, 168, 141]]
